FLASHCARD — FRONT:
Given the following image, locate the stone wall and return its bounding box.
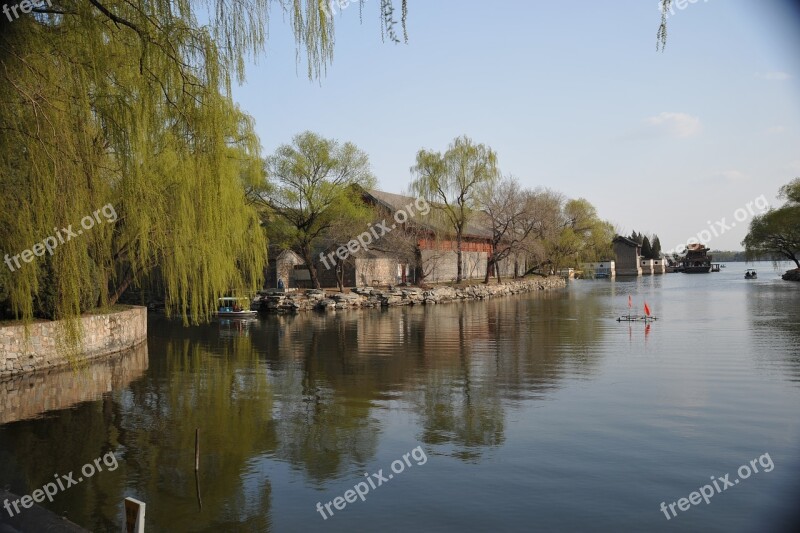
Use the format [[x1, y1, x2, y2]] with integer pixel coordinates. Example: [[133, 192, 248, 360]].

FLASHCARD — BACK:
[[355, 257, 396, 286], [257, 277, 566, 312], [0, 306, 147, 378], [421, 250, 489, 282]]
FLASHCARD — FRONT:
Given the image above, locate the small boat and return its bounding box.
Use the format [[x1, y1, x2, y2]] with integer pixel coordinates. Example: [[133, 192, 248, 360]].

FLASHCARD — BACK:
[[617, 299, 658, 321], [216, 296, 258, 318], [744, 269, 757, 280], [617, 315, 658, 322]]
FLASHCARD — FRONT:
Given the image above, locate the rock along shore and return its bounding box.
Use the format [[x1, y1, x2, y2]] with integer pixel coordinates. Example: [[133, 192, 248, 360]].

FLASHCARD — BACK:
[[254, 277, 566, 313], [782, 268, 800, 281]]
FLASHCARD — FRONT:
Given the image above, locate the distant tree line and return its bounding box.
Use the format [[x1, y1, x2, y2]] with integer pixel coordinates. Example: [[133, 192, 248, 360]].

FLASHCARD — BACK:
[[707, 251, 770, 262]]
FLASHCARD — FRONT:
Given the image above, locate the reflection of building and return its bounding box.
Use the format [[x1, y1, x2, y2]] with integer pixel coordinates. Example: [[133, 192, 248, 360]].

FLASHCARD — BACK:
[[682, 243, 712, 273], [613, 236, 642, 276], [0, 342, 148, 424]]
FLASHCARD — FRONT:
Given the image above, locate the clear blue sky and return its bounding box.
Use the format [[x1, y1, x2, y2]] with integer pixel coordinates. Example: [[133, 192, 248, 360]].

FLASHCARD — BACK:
[[231, 0, 800, 253]]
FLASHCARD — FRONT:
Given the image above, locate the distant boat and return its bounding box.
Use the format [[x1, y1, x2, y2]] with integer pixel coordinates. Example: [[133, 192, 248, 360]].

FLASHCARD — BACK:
[[216, 296, 258, 318], [745, 269, 757, 280]]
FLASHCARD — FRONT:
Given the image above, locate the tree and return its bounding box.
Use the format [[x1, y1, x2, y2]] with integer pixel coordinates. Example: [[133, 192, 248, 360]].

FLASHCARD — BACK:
[[518, 189, 564, 275], [742, 178, 800, 268], [0, 0, 408, 326], [478, 180, 565, 283], [264, 132, 375, 289], [780, 177, 800, 204], [641, 236, 653, 259], [651, 236, 662, 259], [479, 179, 536, 284], [410, 136, 500, 283], [547, 199, 614, 270]]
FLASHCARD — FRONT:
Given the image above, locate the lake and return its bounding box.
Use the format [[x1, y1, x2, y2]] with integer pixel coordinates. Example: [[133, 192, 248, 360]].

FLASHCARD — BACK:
[[1, 262, 799, 532]]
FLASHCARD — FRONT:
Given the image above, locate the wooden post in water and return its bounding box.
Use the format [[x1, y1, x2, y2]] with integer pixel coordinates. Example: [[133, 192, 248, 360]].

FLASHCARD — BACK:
[[195, 427, 203, 510], [123, 497, 145, 533]]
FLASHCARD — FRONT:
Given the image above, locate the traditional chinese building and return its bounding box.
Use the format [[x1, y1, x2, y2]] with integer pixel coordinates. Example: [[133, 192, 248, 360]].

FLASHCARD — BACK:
[[612, 236, 642, 276]]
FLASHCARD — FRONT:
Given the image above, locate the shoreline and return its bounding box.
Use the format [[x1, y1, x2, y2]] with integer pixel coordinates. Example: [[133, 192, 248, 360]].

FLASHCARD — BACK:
[[255, 277, 567, 312]]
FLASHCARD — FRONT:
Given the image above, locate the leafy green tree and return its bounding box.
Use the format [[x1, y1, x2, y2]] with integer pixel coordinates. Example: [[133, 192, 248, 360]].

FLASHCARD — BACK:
[[743, 178, 800, 268], [548, 199, 614, 269], [410, 136, 500, 283], [263, 131, 375, 289]]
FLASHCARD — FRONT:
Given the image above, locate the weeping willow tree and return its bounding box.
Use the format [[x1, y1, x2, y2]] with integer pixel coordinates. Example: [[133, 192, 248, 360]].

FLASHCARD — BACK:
[[0, 1, 408, 328], [657, 0, 673, 51]]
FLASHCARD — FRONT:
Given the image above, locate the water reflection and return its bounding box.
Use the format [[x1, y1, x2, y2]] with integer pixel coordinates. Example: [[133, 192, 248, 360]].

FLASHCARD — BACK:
[[746, 280, 800, 383], [2, 275, 796, 532], [129, 322, 276, 531], [0, 342, 148, 425]]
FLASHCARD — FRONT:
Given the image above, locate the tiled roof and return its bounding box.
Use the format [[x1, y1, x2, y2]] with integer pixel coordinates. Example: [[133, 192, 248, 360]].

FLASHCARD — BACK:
[[365, 188, 492, 239], [613, 236, 640, 248]]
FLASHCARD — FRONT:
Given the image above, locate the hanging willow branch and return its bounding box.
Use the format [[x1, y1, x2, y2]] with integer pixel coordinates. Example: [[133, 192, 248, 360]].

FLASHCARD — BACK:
[[380, 0, 406, 44], [657, 0, 671, 51]]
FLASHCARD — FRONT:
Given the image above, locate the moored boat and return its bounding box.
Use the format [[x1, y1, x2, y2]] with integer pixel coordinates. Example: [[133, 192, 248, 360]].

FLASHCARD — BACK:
[[216, 296, 258, 318]]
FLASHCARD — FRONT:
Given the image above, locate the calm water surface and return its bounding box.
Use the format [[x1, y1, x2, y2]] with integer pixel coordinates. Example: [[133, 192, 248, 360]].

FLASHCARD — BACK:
[[1, 262, 799, 532]]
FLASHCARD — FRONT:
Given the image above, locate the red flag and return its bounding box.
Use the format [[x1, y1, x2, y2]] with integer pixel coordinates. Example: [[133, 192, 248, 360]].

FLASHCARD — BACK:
[[644, 302, 651, 317], [628, 295, 632, 309]]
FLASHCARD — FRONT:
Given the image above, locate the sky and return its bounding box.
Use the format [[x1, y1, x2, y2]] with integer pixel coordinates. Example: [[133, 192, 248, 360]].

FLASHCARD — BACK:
[[230, 0, 800, 253]]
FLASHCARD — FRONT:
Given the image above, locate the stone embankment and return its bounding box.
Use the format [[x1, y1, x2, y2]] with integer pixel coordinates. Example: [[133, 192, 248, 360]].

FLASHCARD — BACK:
[[255, 277, 565, 313], [0, 306, 147, 378], [782, 268, 800, 281]]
